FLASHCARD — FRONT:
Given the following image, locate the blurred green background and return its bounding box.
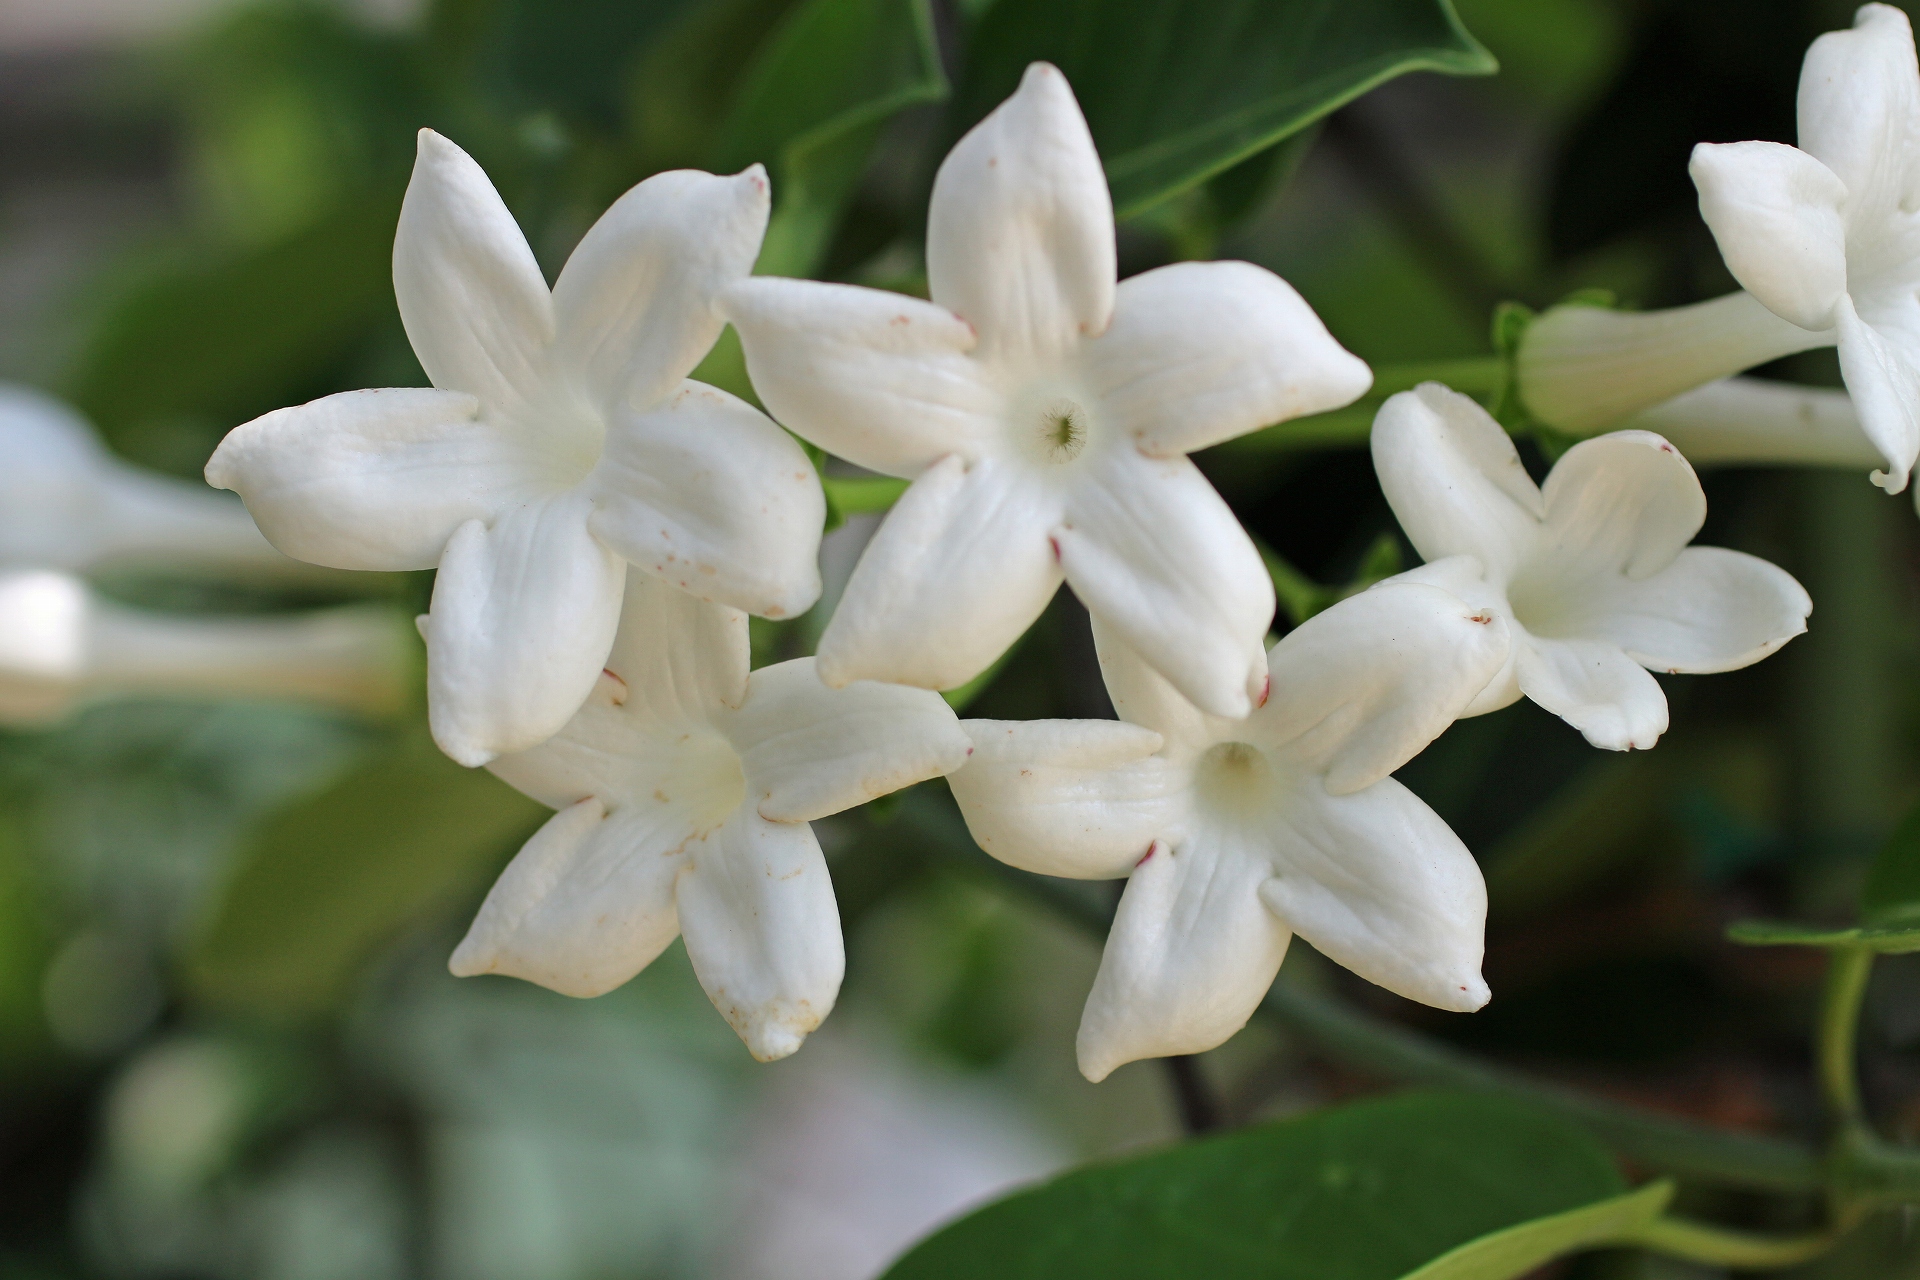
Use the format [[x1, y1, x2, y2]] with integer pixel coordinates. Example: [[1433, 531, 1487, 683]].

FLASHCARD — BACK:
[[3, 0, 1920, 1276]]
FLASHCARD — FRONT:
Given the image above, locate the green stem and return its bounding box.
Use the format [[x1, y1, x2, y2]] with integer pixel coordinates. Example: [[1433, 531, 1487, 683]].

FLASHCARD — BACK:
[[892, 792, 1827, 1193], [1215, 356, 1504, 458], [1629, 1216, 1839, 1269], [1819, 945, 1874, 1125], [824, 475, 909, 515]]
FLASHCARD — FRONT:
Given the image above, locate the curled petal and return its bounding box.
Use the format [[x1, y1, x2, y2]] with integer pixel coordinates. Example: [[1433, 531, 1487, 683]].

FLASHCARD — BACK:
[[1797, 4, 1920, 230], [1089, 615, 1229, 755], [1380, 557, 1523, 719], [1535, 430, 1705, 580], [1084, 261, 1371, 457], [603, 570, 751, 720], [394, 131, 553, 418], [448, 797, 688, 996], [1564, 546, 1810, 675], [720, 277, 999, 478], [1690, 141, 1849, 331], [1371, 384, 1543, 579], [1835, 296, 1920, 492], [1057, 450, 1272, 719], [553, 166, 769, 413], [588, 380, 824, 619], [949, 719, 1181, 879], [1258, 582, 1511, 795], [426, 493, 625, 766], [1076, 835, 1290, 1083], [207, 388, 529, 571], [729, 658, 972, 823], [928, 62, 1115, 368], [676, 813, 844, 1061], [817, 454, 1063, 692], [1516, 636, 1669, 752], [1258, 776, 1488, 1013]]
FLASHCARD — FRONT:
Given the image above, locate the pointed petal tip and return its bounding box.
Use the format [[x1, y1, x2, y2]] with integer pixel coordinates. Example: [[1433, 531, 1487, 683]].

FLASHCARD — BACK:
[[1444, 974, 1491, 1013], [428, 717, 498, 769], [447, 934, 491, 978]]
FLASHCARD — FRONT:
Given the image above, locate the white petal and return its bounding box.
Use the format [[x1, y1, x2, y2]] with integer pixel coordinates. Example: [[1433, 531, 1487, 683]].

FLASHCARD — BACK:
[[1258, 776, 1487, 1013], [552, 167, 769, 413], [1835, 294, 1920, 492], [1516, 636, 1669, 751], [1089, 614, 1229, 754], [206, 388, 531, 571], [1256, 582, 1511, 795], [1057, 449, 1272, 719], [1536, 430, 1705, 580], [1075, 835, 1289, 1082], [927, 62, 1115, 368], [816, 454, 1062, 692], [587, 380, 824, 619], [1558, 546, 1810, 675], [719, 277, 999, 478], [393, 131, 554, 417], [1083, 261, 1371, 456], [1371, 384, 1543, 580], [1381, 557, 1524, 718], [603, 568, 751, 720], [426, 492, 626, 766], [448, 797, 687, 997], [676, 812, 844, 1061], [1797, 4, 1920, 230], [728, 658, 972, 823], [1690, 141, 1849, 331], [948, 718, 1181, 878]]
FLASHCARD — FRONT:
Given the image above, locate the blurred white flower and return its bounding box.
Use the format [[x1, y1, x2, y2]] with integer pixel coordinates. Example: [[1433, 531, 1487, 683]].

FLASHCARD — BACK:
[[1373, 384, 1811, 752], [948, 583, 1507, 1082], [1689, 3, 1920, 492], [448, 570, 972, 1061], [207, 130, 824, 767], [0, 570, 411, 724], [0, 384, 286, 576], [721, 63, 1371, 720]]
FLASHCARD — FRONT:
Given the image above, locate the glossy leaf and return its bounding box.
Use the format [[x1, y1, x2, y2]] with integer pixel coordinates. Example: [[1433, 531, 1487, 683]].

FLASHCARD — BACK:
[[1861, 796, 1920, 926], [1400, 1181, 1671, 1280], [881, 1090, 1625, 1280], [187, 727, 545, 1016], [715, 0, 948, 275], [954, 0, 1495, 216], [1726, 920, 1920, 955]]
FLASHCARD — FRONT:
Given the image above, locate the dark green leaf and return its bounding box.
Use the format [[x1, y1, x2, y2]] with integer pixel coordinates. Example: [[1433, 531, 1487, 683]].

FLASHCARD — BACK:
[[66, 193, 403, 475], [955, 0, 1495, 216], [1860, 796, 1920, 926], [187, 727, 545, 1016], [715, 0, 948, 276], [881, 1090, 1624, 1280]]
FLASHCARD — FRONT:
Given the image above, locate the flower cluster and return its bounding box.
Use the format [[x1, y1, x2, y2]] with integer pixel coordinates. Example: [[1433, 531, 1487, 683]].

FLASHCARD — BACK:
[[210, 64, 1810, 1073]]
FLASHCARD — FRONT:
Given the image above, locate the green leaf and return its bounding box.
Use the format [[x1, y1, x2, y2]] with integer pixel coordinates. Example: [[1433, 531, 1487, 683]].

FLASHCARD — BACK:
[[187, 727, 545, 1016], [881, 1090, 1625, 1280], [1399, 1181, 1672, 1280], [1860, 795, 1920, 925], [66, 194, 403, 475], [955, 0, 1495, 217], [824, 475, 911, 516], [1726, 919, 1920, 955], [715, 0, 948, 276]]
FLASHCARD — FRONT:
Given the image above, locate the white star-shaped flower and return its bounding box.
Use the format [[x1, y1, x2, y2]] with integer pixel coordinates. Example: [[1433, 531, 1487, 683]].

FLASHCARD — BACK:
[[1690, 2, 1920, 492], [1374, 384, 1811, 752], [948, 583, 1508, 1082], [448, 570, 973, 1061], [207, 131, 824, 766], [719, 63, 1371, 720]]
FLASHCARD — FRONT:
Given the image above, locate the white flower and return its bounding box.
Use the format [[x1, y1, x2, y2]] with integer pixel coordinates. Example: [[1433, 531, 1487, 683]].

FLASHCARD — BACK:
[[0, 570, 410, 724], [1690, 3, 1920, 491], [947, 584, 1509, 1082], [0, 385, 288, 577], [206, 131, 824, 767], [448, 570, 973, 1061], [719, 63, 1371, 720], [1373, 384, 1811, 752]]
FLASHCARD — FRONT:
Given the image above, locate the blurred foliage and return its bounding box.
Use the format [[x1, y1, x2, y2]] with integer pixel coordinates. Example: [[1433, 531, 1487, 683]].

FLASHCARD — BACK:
[[3, 0, 1920, 1276]]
